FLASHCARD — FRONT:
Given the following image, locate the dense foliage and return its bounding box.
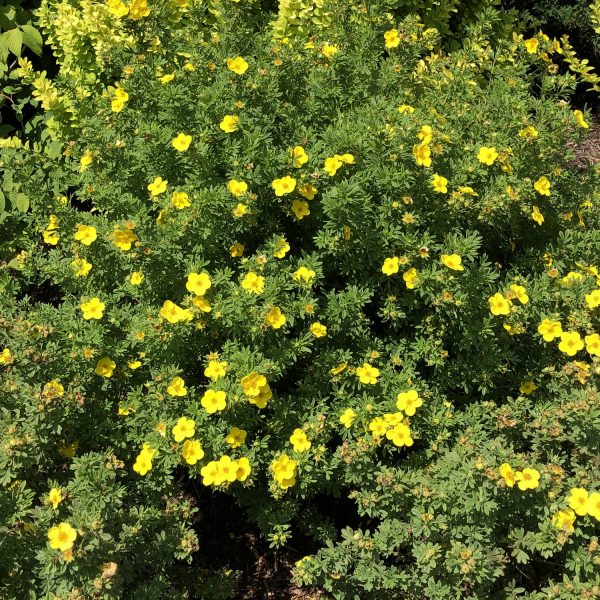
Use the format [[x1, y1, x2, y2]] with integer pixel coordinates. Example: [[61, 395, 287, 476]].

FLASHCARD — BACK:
[[1, 1, 599, 598]]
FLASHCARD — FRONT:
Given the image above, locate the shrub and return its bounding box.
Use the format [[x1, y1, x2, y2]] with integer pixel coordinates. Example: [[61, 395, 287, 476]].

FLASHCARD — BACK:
[[1, 1, 599, 598]]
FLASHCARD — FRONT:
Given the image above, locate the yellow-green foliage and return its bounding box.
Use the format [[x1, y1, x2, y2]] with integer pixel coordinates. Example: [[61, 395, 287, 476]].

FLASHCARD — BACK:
[[0, 2, 599, 599]]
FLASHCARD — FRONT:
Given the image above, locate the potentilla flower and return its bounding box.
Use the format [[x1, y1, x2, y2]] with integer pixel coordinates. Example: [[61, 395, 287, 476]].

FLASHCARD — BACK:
[[538, 319, 562, 341], [172, 417, 195, 442], [186, 272, 211, 296], [200, 389, 227, 414], [431, 174, 448, 193], [80, 297, 105, 320], [291, 200, 310, 219], [339, 408, 356, 428], [382, 257, 399, 276], [226, 56, 249, 75], [488, 293, 511, 316], [310, 322, 327, 338], [241, 271, 265, 294], [558, 331, 584, 356], [290, 429, 311, 452], [167, 376, 187, 397], [148, 176, 168, 196], [48, 522, 77, 551], [384, 29, 400, 49], [265, 307, 286, 329], [440, 254, 464, 271], [574, 109, 589, 129], [413, 143, 431, 167], [477, 146, 498, 165], [74, 224, 97, 245], [220, 115, 239, 133], [95, 357, 116, 377], [227, 180, 248, 197], [356, 363, 380, 385], [395, 390, 422, 416], [272, 176, 296, 196], [204, 360, 228, 380], [171, 133, 192, 152], [534, 176, 551, 196], [568, 487, 589, 516], [181, 439, 204, 465]]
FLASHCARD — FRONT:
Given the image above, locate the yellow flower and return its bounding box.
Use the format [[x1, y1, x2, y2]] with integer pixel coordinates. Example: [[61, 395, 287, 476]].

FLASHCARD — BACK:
[[230, 242, 244, 257], [585, 333, 600, 357], [172, 417, 195, 442], [0, 348, 13, 364], [386, 423, 413, 447], [534, 176, 551, 196], [431, 174, 448, 193], [167, 376, 187, 397], [107, 0, 129, 18], [293, 266, 316, 284], [382, 257, 399, 276], [568, 487, 589, 516], [291, 199, 310, 220], [128, 360, 142, 369], [241, 271, 265, 294], [43, 229, 60, 245], [226, 427, 247, 448], [159, 72, 175, 84], [172, 133, 192, 152], [159, 300, 193, 323], [477, 146, 498, 165], [217, 455, 239, 484], [171, 191, 191, 209], [356, 363, 380, 385], [148, 176, 168, 196], [586, 492, 600, 520], [552, 509, 576, 532], [519, 125, 539, 139], [395, 390, 422, 416], [509, 284, 529, 304], [79, 150, 93, 171], [290, 428, 311, 452], [418, 125, 433, 144], [574, 109, 589, 129], [186, 272, 211, 296], [398, 104, 415, 114], [73, 224, 97, 246], [585, 289, 600, 309], [235, 457, 252, 481], [537, 319, 562, 342], [519, 381, 537, 395], [499, 463, 516, 487], [129, 0, 150, 20], [226, 56, 249, 75], [339, 408, 356, 428], [320, 43, 339, 58], [558, 331, 584, 356], [440, 254, 464, 271], [227, 180, 248, 197], [201, 389, 227, 414], [265, 307, 286, 329], [524, 38, 539, 53], [290, 145, 308, 167], [80, 297, 105, 320], [42, 379, 64, 399], [48, 488, 63, 510], [204, 360, 228, 380], [48, 522, 77, 551], [514, 468, 540, 490], [241, 371, 268, 397], [193, 296, 211, 312], [413, 143, 431, 167], [488, 293, 511, 316], [272, 175, 296, 196], [129, 271, 144, 285], [71, 258, 92, 278], [403, 268, 419, 289], [200, 461, 221, 486], [95, 357, 116, 378], [181, 439, 204, 465], [273, 238, 290, 258], [113, 229, 139, 250], [233, 202, 249, 217], [309, 322, 327, 338], [384, 29, 400, 49], [298, 184, 318, 199], [220, 115, 239, 133], [324, 156, 343, 176], [271, 454, 297, 489], [133, 444, 156, 475]]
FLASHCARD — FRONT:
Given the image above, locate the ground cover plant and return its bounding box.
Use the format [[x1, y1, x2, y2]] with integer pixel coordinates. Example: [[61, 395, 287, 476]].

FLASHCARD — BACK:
[[0, 0, 599, 598]]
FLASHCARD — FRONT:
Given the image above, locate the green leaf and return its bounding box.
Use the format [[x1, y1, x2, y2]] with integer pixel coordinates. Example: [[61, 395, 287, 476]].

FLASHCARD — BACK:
[[0, 190, 5, 214], [21, 24, 42, 56], [15, 192, 29, 213], [0, 28, 22, 57]]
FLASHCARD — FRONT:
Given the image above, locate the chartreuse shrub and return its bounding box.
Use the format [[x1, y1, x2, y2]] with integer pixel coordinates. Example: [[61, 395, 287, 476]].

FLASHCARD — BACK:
[[1, 1, 600, 598]]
